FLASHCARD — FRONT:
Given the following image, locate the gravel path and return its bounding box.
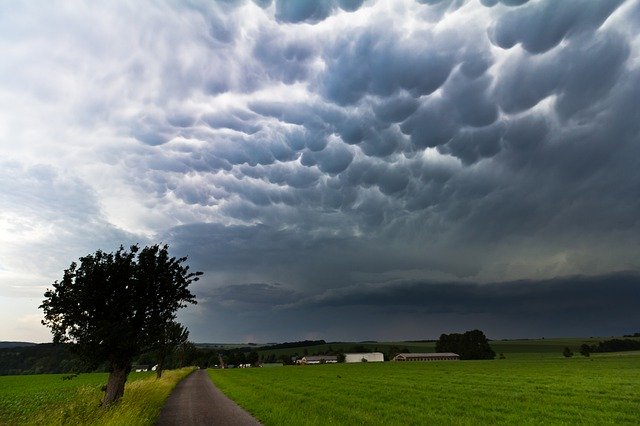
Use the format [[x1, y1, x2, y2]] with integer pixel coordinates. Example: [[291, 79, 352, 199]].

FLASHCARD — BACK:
[[155, 369, 261, 426]]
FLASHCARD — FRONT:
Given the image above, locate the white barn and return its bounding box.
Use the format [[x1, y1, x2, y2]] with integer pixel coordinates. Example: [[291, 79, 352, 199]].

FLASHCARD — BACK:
[[345, 352, 385, 363]]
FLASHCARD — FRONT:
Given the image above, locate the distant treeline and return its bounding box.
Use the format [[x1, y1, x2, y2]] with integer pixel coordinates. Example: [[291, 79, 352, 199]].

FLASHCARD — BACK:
[[588, 338, 640, 353], [259, 340, 326, 351], [0, 344, 92, 375]]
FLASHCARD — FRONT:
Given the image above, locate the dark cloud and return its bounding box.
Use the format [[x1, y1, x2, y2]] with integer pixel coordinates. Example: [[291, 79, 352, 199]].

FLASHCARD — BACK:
[[186, 271, 640, 342]]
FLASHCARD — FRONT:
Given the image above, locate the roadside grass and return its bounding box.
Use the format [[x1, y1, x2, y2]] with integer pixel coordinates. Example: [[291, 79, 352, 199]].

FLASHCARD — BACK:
[[0, 367, 194, 425], [209, 353, 640, 425]]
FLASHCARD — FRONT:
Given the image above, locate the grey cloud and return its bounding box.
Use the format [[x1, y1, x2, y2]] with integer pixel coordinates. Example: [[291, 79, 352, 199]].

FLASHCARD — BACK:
[[480, 0, 529, 7], [443, 72, 497, 128], [554, 31, 630, 120], [493, 50, 562, 114], [309, 142, 354, 175], [490, 0, 626, 54], [253, 32, 318, 85], [372, 92, 420, 124], [359, 127, 405, 158], [320, 27, 459, 105], [494, 27, 629, 118], [439, 123, 506, 166], [202, 111, 262, 135], [274, 0, 364, 24], [204, 282, 300, 307], [400, 98, 457, 148]]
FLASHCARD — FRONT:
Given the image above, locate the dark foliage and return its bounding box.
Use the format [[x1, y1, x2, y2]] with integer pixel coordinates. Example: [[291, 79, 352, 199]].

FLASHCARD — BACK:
[[563, 347, 574, 357], [588, 338, 640, 353], [0, 343, 95, 376], [152, 321, 189, 378], [579, 344, 591, 357], [435, 329, 496, 360], [0, 342, 37, 349]]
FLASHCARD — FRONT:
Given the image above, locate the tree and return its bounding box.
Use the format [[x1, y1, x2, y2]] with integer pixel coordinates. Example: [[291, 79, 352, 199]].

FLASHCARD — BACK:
[[563, 347, 574, 358], [40, 244, 201, 406], [579, 344, 591, 357], [435, 330, 496, 360], [152, 321, 189, 379], [247, 350, 260, 366]]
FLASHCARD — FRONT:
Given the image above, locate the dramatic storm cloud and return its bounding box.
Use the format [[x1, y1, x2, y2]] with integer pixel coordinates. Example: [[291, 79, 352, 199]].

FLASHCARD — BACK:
[[1, 0, 639, 342]]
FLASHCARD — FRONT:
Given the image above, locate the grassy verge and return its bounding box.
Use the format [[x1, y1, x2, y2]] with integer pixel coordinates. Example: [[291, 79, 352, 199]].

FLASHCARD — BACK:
[[209, 354, 640, 425], [0, 367, 195, 425]]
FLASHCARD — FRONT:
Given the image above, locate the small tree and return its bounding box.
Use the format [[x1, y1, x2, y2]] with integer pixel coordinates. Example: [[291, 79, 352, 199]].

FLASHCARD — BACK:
[[563, 347, 574, 358], [40, 244, 201, 406], [579, 344, 591, 357], [152, 321, 189, 379]]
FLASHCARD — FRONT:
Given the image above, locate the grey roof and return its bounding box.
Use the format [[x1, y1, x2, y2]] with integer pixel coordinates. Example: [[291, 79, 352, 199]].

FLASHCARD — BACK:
[[395, 353, 459, 358], [303, 355, 338, 361]]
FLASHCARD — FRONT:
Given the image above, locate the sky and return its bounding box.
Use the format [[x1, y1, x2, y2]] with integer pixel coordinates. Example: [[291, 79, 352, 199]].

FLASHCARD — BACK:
[[1, 0, 639, 343]]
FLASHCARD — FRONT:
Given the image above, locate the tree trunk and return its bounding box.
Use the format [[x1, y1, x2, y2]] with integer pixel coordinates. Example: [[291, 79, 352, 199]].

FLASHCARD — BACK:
[[156, 357, 164, 379], [102, 362, 130, 406]]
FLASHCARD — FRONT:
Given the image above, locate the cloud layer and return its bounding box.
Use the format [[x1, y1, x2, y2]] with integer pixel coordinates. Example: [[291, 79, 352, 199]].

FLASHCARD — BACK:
[[1, 0, 639, 341]]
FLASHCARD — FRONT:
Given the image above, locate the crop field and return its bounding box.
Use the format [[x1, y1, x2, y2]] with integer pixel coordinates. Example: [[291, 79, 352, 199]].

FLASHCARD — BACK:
[[209, 352, 640, 425], [0, 368, 194, 425]]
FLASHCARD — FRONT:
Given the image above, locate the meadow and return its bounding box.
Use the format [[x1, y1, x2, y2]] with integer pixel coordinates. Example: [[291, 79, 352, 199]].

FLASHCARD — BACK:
[[209, 352, 640, 425], [0, 367, 194, 425]]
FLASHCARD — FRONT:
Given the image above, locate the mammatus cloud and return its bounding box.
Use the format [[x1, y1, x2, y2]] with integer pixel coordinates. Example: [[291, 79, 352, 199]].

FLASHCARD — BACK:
[[1, 0, 639, 341]]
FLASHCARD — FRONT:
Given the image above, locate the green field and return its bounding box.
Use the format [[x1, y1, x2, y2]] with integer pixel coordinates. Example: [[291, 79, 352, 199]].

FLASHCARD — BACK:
[[209, 352, 640, 425], [0, 368, 194, 425]]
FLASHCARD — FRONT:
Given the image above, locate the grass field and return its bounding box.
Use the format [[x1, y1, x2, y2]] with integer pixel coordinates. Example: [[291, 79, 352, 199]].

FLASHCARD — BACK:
[[0, 367, 194, 425], [208, 352, 640, 425]]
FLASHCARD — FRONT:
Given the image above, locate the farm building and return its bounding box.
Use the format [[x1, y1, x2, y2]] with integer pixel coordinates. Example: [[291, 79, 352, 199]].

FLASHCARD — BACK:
[[392, 353, 460, 362], [345, 352, 384, 363], [298, 355, 338, 364]]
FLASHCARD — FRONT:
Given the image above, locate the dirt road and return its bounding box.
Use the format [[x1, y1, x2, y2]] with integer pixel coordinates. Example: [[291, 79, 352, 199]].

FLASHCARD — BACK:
[[155, 369, 261, 426]]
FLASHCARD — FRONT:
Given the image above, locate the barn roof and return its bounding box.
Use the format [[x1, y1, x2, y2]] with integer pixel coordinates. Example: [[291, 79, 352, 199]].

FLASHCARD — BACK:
[[395, 353, 459, 358], [303, 355, 338, 361]]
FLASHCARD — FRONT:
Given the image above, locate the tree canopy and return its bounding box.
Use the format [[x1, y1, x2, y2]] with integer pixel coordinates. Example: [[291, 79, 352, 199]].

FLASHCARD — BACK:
[[435, 329, 495, 360], [40, 244, 201, 406]]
